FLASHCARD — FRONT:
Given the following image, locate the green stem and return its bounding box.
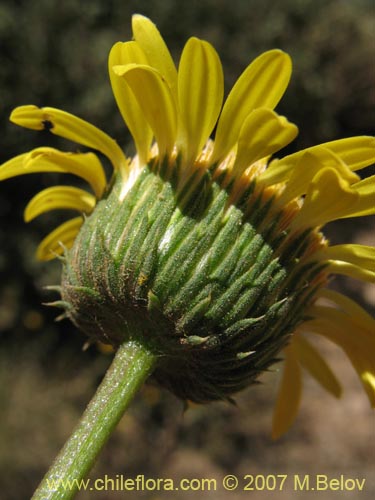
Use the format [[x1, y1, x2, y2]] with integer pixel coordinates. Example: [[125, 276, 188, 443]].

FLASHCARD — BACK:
[[32, 340, 157, 500]]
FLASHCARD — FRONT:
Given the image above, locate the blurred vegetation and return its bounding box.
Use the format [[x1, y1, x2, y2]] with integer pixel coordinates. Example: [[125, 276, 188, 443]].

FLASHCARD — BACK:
[[0, 1, 374, 499]]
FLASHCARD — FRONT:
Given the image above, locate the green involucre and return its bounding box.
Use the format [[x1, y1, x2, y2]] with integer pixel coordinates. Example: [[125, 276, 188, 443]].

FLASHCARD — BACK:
[[60, 162, 326, 402]]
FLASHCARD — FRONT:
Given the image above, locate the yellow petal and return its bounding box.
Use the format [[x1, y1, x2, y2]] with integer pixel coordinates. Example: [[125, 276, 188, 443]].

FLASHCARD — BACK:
[[312, 305, 375, 353], [108, 41, 152, 164], [26, 148, 107, 198], [0, 148, 107, 198], [353, 175, 375, 195], [274, 148, 360, 204], [292, 335, 341, 398], [340, 175, 375, 218], [362, 373, 375, 404], [317, 244, 375, 282], [233, 108, 298, 176], [316, 288, 374, 333], [265, 136, 375, 184], [132, 14, 178, 92], [304, 305, 375, 407], [0, 153, 29, 181], [326, 136, 375, 171], [36, 217, 83, 261], [272, 344, 302, 439], [212, 50, 292, 163], [114, 64, 177, 157], [327, 261, 375, 283], [10, 105, 127, 174], [177, 37, 224, 164], [24, 186, 96, 222], [291, 168, 359, 229]]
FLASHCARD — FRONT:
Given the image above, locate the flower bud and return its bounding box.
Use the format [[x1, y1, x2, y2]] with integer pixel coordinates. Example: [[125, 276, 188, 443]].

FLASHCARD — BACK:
[[61, 159, 327, 403], [1, 15, 374, 436]]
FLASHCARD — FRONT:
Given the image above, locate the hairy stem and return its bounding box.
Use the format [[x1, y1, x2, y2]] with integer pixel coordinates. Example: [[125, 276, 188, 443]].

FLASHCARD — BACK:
[[32, 340, 157, 500]]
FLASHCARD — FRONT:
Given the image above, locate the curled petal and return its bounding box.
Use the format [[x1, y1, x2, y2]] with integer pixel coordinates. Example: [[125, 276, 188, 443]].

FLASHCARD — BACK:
[[0, 153, 31, 181], [36, 217, 83, 261], [340, 175, 375, 218], [114, 64, 177, 157], [291, 168, 359, 229], [109, 41, 152, 164], [233, 108, 298, 176], [265, 136, 375, 184], [322, 136, 375, 171], [10, 105, 127, 174], [272, 148, 360, 204], [24, 186, 96, 222], [0, 148, 107, 198]]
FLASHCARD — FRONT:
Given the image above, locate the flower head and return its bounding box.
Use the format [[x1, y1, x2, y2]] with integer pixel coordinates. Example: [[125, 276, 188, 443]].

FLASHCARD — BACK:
[[1, 15, 374, 438]]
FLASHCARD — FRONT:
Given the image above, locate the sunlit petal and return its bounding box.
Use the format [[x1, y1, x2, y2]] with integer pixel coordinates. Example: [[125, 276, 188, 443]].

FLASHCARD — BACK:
[[132, 14, 178, 92], [114, 64, 177, 157], [212, 50, 292, 163], [233, 108, 297, 176], [263, 147, 359, 197], [178, 37, 224, 164], [291, 168, 359, 229], [265, 136, 375, 184], [340, 175, 375, 218], [0, 153, 29, 181], [0, 148, 106, 198], [10, 105, 127, 174], [24, 186, 96, 222], [109, 41, 152, 164]]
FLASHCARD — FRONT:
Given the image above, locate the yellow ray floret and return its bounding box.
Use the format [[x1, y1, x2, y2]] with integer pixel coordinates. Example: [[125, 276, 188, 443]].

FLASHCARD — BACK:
[[272, 345, 302, 440], [313, 244, 375, 282], [212, 49, 292, 163], [303, 304, 375, 407], [177, 37, 224, 165], [316, 288, 375, 342], [272, 331, 343, 437], [36, 217, 84, 261], [24, 186, 96, 222], [275, 148, 360, 205], [262, 136, 375, 184], [233, 108, 298, 176], [108, 41, 152, 165], [276, 288, 375, 436], [342, 175, 375, 218], [114, 64, 177, 157], [0, 148, 106, 198], [0, 14, 373, 439], [132, 14, 178, 91], [291, 168, 360, 229], [10, 106, 128, 175], [291, 335, 341, 398]]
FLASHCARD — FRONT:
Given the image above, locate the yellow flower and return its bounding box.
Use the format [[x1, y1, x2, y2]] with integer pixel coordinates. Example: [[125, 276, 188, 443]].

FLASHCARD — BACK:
[[1, 15, 374, 438]]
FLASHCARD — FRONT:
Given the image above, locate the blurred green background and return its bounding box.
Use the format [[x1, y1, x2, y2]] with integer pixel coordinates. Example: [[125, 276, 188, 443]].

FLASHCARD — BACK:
[[0, 0, 374, 499]]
